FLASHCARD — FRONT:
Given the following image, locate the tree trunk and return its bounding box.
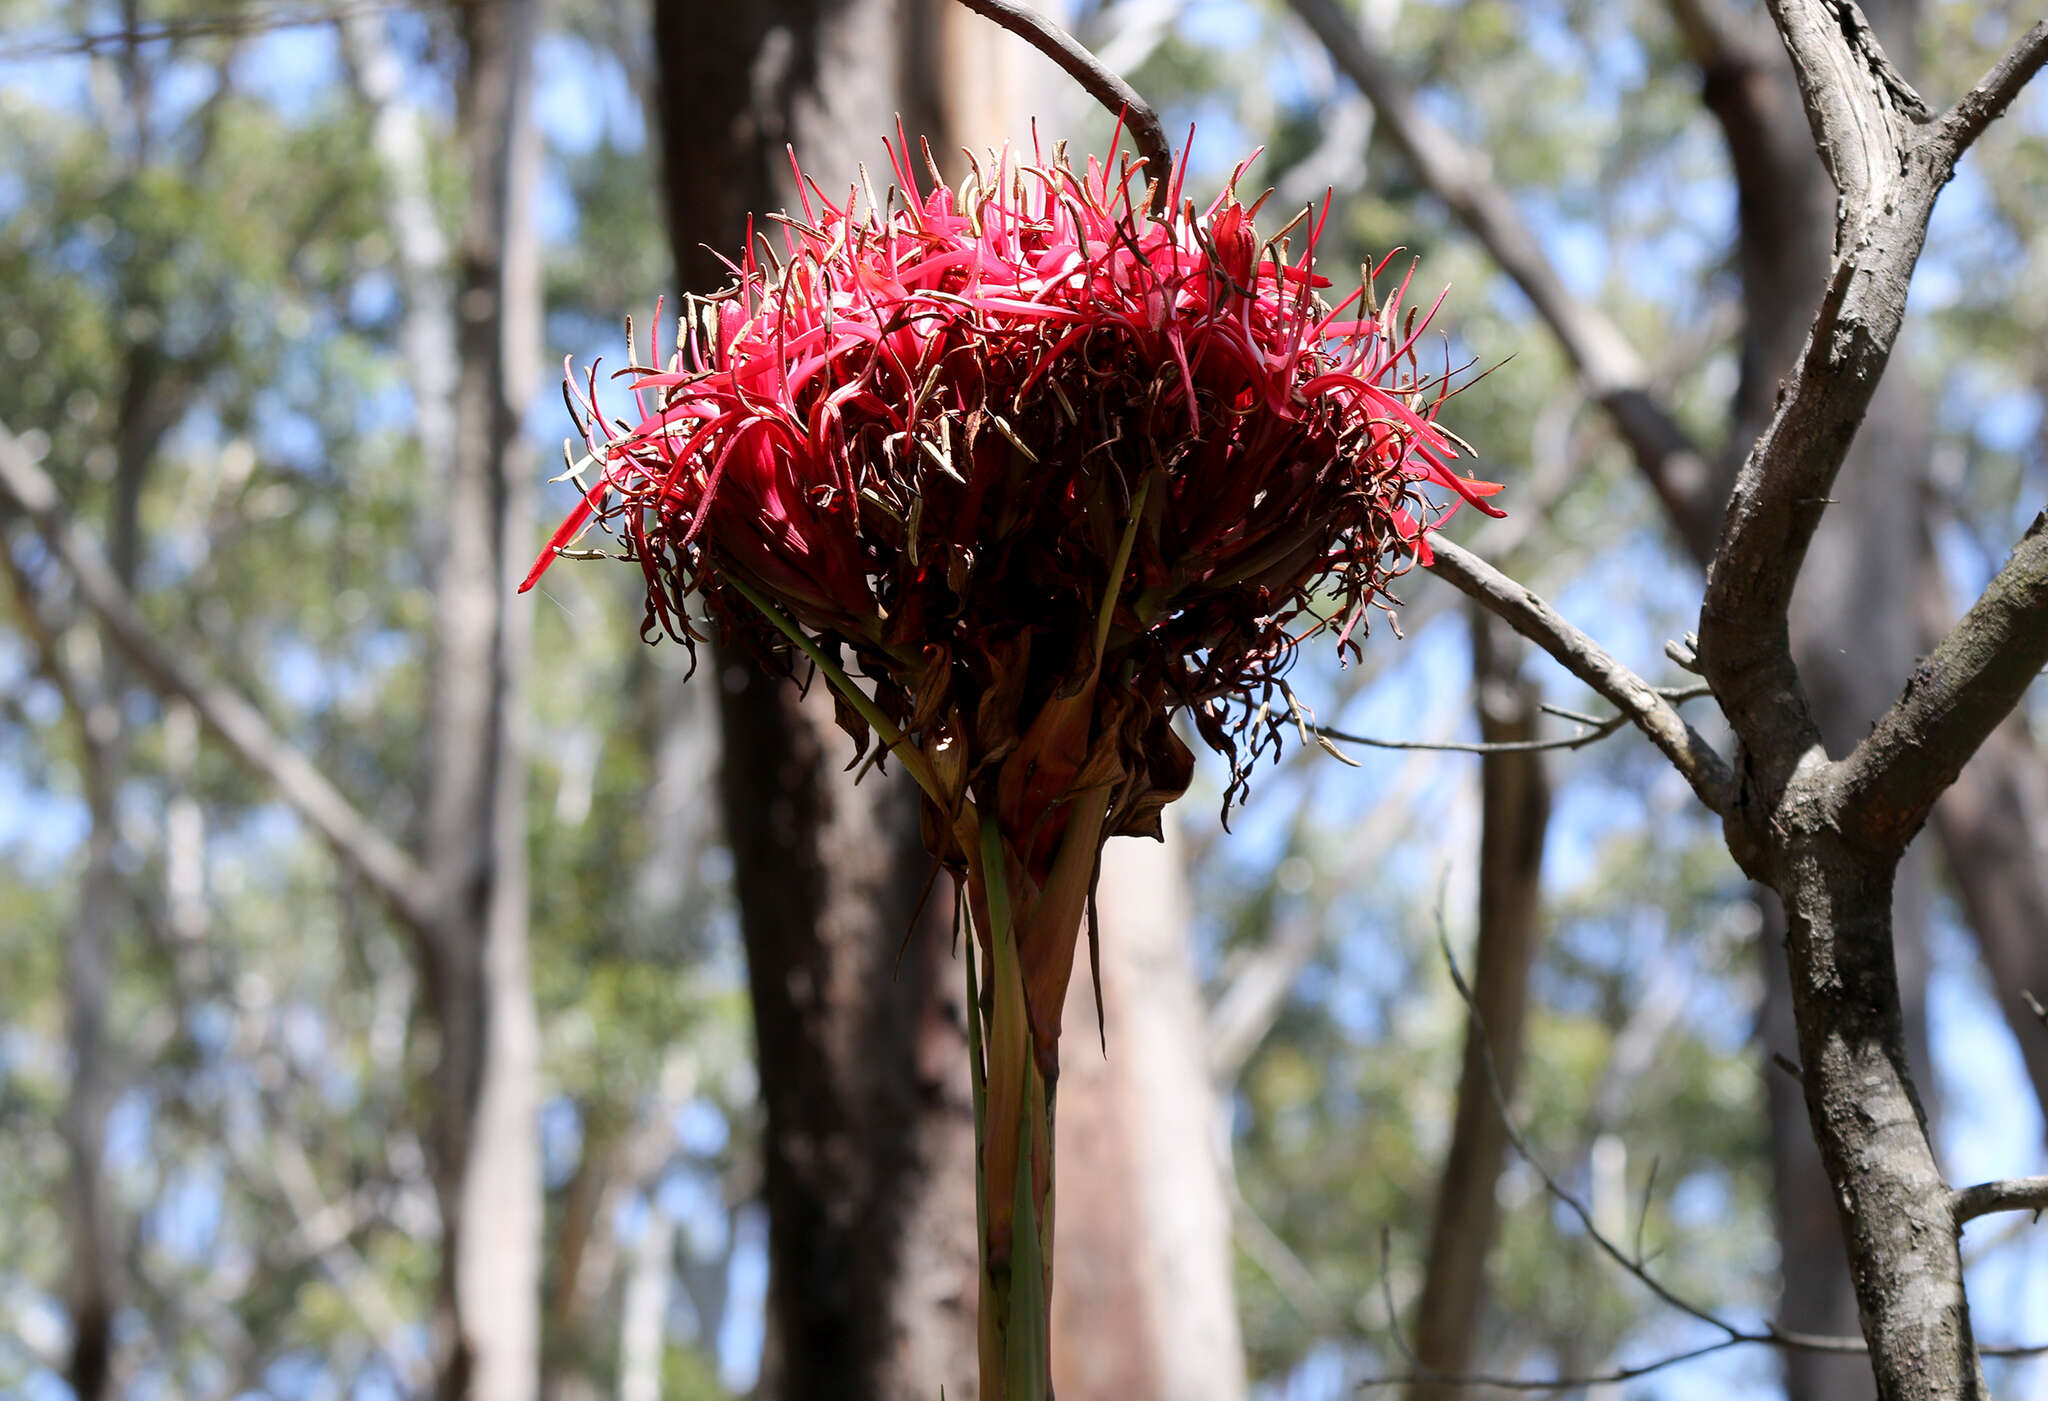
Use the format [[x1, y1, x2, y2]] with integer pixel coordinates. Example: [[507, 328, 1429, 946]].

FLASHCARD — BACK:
[[61, 784, 120, 1401], [1682, 5, 1942, 1393], [1403, 610, 1550, 1401], [1050, 824, 1247, 1401], [1775, 842, 1984, 1401], [424, 5, 544, 1396], [1770, 375, 1941, 1401], [715, 673, 978, 1400], [61, 320, 175, 1400], [650, 12, 982, 1393]]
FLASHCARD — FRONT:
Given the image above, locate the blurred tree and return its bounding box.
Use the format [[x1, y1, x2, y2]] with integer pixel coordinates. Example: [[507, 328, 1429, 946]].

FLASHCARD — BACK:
[[0, 3, 552, 1395], [648, 4, 983, 1396], [1403, 608, 1550, 1401]]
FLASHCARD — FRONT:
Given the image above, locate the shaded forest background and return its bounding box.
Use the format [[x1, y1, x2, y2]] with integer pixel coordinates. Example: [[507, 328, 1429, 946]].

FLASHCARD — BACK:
[[2, 1, 2047, 1399]]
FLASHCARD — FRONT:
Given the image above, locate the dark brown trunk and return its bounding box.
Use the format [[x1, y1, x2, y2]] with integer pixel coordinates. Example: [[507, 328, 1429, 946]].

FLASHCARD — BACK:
[[716, 674, 975, 1399], [650, 5, 979, 1397], [1404, 610, 1550, 1401]]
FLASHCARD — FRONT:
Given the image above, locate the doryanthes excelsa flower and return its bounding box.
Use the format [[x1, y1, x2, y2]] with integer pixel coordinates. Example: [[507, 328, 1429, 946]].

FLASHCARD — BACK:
[[522, 126, 1497, 1097], [523, 128, 1499, 1398]]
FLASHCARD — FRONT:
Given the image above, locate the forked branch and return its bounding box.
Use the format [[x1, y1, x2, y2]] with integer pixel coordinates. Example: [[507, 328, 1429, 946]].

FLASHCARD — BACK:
[[1701, 6, 2048, 778]]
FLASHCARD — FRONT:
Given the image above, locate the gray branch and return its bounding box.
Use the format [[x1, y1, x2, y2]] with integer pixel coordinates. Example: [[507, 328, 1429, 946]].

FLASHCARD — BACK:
[[1930, 21, 2048, 157], [1283, 0, 1722, 556], [1953, 1176, 2048, 1227], [949, 0, 1173, 211], [1839, 512, 2048, 852], [1422, 537, 1736, 815], [1700, 4, 2048, 783]]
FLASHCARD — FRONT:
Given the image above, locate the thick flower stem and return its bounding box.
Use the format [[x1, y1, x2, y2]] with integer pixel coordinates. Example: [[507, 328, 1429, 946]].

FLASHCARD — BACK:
[[969, 813, 1057, 1401]]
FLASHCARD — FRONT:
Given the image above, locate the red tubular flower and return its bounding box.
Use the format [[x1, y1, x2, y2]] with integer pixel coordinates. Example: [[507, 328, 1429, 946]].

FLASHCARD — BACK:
[[524, 134, 1497, 1055], [526, 133, 1499, 1397], [520, 137, 1499, 843], [527, 133, 1499, 1042]]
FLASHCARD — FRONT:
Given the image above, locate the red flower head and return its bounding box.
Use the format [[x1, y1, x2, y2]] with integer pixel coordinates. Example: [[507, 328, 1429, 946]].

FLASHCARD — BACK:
[[524, 133, 1499, 1064]]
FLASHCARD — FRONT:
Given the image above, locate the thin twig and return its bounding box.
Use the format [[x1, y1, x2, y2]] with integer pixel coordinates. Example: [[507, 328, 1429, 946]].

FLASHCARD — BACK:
[[949, 0, 1173, 212], [1317, 716, 1624, 755], [1349, 918, 2048, 1393], [1317, 684, 1712, 756], [1429, 916, 1758, 1340], [1358, 1335, 1752, 1392], [1422, 537, 1736, 813]]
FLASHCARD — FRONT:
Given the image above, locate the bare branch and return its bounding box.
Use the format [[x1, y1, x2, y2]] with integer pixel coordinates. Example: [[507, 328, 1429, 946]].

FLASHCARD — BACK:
[[0, 425, 441, 937], [1317, 685, 1713, 758], [1361, 1336, 1752, 1393], [948, 0, 1172, 212], [1422, 538, 1736, 813], [1282, 0, 1722, 556], [1397, 917, 2048, 1391], [1318, 718, 1623, 756], [1433, 921, 1758, 1338], [1929, 21, 2048, 158], [1838, 513, 2048, 851], [1953, 1176, 2048, 1227], [1362, 1329, 2048, 1392], [1700, 4, 2048, 786]]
